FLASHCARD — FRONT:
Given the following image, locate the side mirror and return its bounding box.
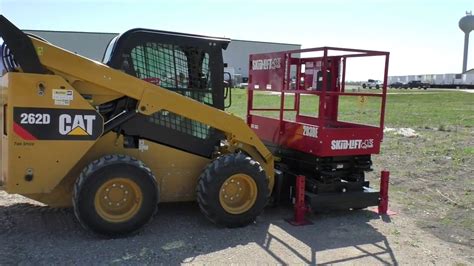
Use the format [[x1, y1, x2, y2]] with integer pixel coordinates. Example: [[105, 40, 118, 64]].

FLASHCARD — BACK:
[[223, 72, 233, 88], [223, 72, 233, 109]]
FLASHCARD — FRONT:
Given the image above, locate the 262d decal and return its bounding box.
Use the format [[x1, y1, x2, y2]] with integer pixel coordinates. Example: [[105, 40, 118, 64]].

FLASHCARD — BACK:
[[13, 107, 103, 141]]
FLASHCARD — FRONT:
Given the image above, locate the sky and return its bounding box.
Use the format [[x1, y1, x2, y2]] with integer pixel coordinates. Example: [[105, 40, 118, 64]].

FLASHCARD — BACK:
[[1, 0, 473, 80]]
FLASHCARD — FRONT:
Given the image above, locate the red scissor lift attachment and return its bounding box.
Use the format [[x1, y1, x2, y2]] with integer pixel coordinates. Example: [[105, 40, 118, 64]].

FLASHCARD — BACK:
[[247, 47, 389, 212]]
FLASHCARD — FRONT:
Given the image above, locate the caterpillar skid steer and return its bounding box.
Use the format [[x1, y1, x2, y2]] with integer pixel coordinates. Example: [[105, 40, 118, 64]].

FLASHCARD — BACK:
[[0, 16, 274, 236], [0, 15, 390, 237]]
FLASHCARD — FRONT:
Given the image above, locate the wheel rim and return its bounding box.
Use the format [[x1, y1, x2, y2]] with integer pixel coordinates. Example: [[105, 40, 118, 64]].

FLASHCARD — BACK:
[[219, 174, 257, 214], [94, 178, 143, 223]]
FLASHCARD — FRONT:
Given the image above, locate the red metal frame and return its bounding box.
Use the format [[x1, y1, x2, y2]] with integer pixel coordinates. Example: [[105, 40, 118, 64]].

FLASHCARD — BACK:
[[247, 47, 390, 157]]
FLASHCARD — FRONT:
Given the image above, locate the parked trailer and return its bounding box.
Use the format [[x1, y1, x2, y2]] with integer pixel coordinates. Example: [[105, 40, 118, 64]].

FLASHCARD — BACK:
[[389, 73, 474, 89]]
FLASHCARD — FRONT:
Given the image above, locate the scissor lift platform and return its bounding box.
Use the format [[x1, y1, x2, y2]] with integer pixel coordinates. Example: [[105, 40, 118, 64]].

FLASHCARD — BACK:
[[246, 47, 390, 212]]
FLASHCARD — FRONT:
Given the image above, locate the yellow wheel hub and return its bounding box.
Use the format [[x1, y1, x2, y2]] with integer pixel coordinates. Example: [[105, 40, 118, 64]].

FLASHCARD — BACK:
[[219, 174, 257, 214], [94, 178, 143, 223]]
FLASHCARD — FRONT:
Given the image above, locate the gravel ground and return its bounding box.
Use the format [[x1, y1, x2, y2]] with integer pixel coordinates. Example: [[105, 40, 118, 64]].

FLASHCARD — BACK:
[[0, 191, 471, 265]]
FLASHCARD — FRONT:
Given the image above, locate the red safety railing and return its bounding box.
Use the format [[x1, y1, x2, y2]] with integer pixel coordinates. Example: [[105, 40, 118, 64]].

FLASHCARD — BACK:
[[247, 47, 390, 157]]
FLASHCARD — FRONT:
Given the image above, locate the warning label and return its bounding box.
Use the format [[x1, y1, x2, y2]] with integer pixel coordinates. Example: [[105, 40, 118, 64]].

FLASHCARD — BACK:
[[52, 89, 74, 101]]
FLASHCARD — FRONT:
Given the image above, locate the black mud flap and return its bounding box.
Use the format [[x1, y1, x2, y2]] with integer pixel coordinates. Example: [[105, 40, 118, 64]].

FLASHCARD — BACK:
[[306, 187, 380, 211]]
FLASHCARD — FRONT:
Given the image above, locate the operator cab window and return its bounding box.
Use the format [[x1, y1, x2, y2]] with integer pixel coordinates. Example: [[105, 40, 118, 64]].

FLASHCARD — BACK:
[[129, 42, 214, 140], [130, 42, 212, 105]]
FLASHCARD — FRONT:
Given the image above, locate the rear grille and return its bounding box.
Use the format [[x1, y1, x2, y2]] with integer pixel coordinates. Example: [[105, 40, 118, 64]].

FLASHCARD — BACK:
[[1, 42, 19, 73]]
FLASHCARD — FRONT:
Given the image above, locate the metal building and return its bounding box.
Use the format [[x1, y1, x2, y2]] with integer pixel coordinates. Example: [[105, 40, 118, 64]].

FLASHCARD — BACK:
[[24, 30, 117, 63], [24, 29, 300, 79], [223, 39, 300, 79]]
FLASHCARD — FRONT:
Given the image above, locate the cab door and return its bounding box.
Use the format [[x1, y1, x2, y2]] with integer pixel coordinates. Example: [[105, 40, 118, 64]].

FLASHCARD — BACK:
[[103, 29, 230, 157]]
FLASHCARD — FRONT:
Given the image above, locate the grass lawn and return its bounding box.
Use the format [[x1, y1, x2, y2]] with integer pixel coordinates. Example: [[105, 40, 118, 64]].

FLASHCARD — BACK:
[[227, 88, 474, 128]]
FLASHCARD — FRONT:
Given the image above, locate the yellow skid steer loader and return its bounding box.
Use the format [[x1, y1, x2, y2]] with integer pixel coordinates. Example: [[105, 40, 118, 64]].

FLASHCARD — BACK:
[[0, 16, 274, 236]]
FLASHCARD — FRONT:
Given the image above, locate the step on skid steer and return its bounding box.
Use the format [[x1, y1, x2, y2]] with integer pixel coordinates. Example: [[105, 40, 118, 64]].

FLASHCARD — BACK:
[[0, 15, 389, 236]]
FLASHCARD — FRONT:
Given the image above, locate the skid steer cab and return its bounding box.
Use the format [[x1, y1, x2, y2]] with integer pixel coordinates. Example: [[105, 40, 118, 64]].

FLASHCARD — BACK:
[[0, 15, 273, 236]]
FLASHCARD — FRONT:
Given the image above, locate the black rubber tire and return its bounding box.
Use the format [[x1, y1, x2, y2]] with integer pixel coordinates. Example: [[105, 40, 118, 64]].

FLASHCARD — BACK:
[[362, 84, 367, 89], [73, 154, 159, 237], [196, 153, 269, 228]]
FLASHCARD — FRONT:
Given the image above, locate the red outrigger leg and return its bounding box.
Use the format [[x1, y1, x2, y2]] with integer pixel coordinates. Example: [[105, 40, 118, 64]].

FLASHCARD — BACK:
[[378, 170, 390, 215], [287, 175, 312, 226]]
